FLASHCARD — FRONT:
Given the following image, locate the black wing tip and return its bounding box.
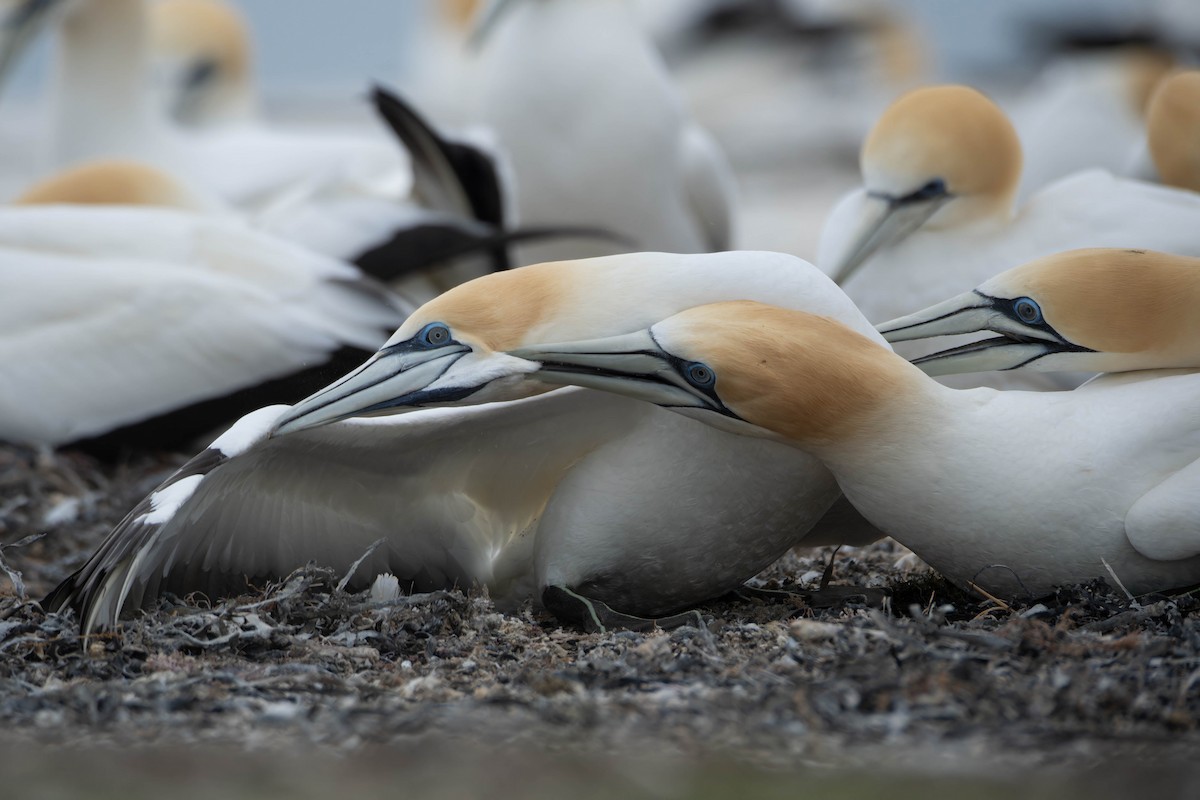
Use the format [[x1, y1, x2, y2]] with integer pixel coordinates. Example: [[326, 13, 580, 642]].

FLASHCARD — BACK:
[[370, 81, 398, 98], [40, 570, 81, 614], [369, 83, 424, 128], [36, 444, 234, 632], [368, 82, 395, 107]]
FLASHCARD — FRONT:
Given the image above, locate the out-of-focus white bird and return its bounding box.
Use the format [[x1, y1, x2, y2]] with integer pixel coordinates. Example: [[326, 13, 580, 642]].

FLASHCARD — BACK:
[[1, 159, 408, 454], [147, 0, 258, 128], [402, 0, 485, 128], [510, 300, 1200, 602], [0, 0, 620, 298], [879, 248, 1200, 376], [660, 0, 926, 166], [0, 2, 468, 273], [1009, 47, 1175, 201], [469, 0, 738, 264], [818, 84, 1200, 390], [44, 251, 886, 633], [1146, 69, 1200, 194], [0, 0, 405, 206]]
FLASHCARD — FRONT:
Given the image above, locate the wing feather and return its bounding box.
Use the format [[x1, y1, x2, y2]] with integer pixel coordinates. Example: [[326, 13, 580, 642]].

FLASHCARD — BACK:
[[44, 389, 637, 632], [0, 206, 405, 445]]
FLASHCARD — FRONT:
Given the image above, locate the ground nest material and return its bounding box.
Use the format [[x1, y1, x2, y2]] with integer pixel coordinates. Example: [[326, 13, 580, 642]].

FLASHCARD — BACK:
[[1, 442, 1198, 781]]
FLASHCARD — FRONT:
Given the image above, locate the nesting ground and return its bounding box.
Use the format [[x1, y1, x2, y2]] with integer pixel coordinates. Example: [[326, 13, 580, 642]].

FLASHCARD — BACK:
[[1, 442, 1198, 797]]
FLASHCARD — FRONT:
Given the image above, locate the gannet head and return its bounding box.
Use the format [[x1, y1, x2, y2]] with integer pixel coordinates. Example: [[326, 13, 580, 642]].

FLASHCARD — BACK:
[[272, 250, 875, 436], [829, 85, 1022, 284], [12, 159, 221, 211], [877, 248, 1200, 375], [509, 301, 913, 448], [0, 0, 76, 91], [149, 0, 256, 126], [272, 262, 572, 435], [1147, 69, 1200, 194]]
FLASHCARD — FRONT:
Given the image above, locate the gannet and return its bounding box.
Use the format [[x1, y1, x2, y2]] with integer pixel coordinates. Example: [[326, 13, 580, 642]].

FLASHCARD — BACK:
[[1, 159, 407, 453], [879, 248, 1200, 377], [0, 0, 507, 280], [509, 301, 1200, 601], [148, 0, 257, 127], [1010, 48, 1174, 201], [0, 0, 402, 200], [818, 84, 1200, 390], [1146, 70, 1200, 194], [470, 0, 737, 264], [45, 251, 885, 633], [404, 0, 483, 127], [661, 0, 926, 166], [0, 0, 616, 294]]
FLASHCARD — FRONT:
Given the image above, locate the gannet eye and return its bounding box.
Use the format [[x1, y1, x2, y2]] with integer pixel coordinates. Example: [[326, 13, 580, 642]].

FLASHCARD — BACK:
[[1012, 297, 1042, 325], [685, 362, 716, 387], [906, 178, 947, 202], [417, 322, 452, 347]]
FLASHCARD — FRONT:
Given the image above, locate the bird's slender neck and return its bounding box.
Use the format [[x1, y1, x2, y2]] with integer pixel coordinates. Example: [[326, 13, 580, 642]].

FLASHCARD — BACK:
[[716, 316, 958, 463], [53, 0, 157, 166], [944, 192, 1016, 228], [786, 349, 963, 469], [780, 354, 1004, 548]]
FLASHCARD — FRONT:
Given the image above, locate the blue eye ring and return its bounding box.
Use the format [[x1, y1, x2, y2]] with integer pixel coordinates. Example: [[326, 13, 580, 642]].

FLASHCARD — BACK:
[[417, 322, 452, 347], [685, 362, 716, 388], [1012, 297, 1042, 325]]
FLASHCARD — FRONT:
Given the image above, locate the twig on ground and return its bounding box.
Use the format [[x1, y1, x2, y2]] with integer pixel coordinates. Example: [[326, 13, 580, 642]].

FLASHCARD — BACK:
[[336, 539, 388, 594], [1100, 557, 1138, 607]]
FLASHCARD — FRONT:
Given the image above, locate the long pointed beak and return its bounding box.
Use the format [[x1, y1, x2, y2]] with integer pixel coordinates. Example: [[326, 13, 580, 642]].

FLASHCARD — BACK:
[[829, 193, 950, 285], [876, 291, 996, 343], [878, 291, 1093, 376], [509, 330, 729, 414], [908, 337, 1066, 376], [271, 341, 473, 436], [0, 0, 62, 96]]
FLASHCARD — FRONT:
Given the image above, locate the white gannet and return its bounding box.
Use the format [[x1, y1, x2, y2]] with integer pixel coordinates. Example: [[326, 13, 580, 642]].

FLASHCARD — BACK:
[[1146, 69, 1200, 194], [509, 301, 1200, 601], [0, 1, 477, 275], [0, 0, 403, 203], [148, 0, 257, 128], [1010, 47, 1174, 201], [469, 0, 737, 264], [879, 248, 1200, 377], [403, 0, 484, 128], [1, 159, 407, 453], [818, 83, 1200, 390], [0, 0, 617, 295], [44, 251, 886, 633], [661, 0, 926, 167]]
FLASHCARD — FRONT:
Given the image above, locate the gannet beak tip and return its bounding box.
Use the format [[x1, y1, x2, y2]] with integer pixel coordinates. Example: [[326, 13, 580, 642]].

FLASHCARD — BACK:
[[876, 291, 992, 343]]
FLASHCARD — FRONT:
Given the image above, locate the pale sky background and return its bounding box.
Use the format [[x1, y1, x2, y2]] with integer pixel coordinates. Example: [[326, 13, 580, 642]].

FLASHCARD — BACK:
[[2, 0, 1187, 102]]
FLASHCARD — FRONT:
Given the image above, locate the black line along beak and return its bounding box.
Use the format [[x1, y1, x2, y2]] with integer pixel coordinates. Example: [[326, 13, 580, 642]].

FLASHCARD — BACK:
[[271, 339, 473, 436], [829, 181, 952, 285], [509, 329, 735, 417]]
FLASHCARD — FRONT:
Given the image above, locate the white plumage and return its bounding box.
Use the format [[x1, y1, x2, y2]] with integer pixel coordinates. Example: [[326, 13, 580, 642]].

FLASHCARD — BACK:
[[818, 84, 1200, 390], [0, 197, 405, 447], [46, 251, 885, 632], [510, 301, 1200, 601], [470, 0, 737, 264], [0, 0, 423, 267]]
